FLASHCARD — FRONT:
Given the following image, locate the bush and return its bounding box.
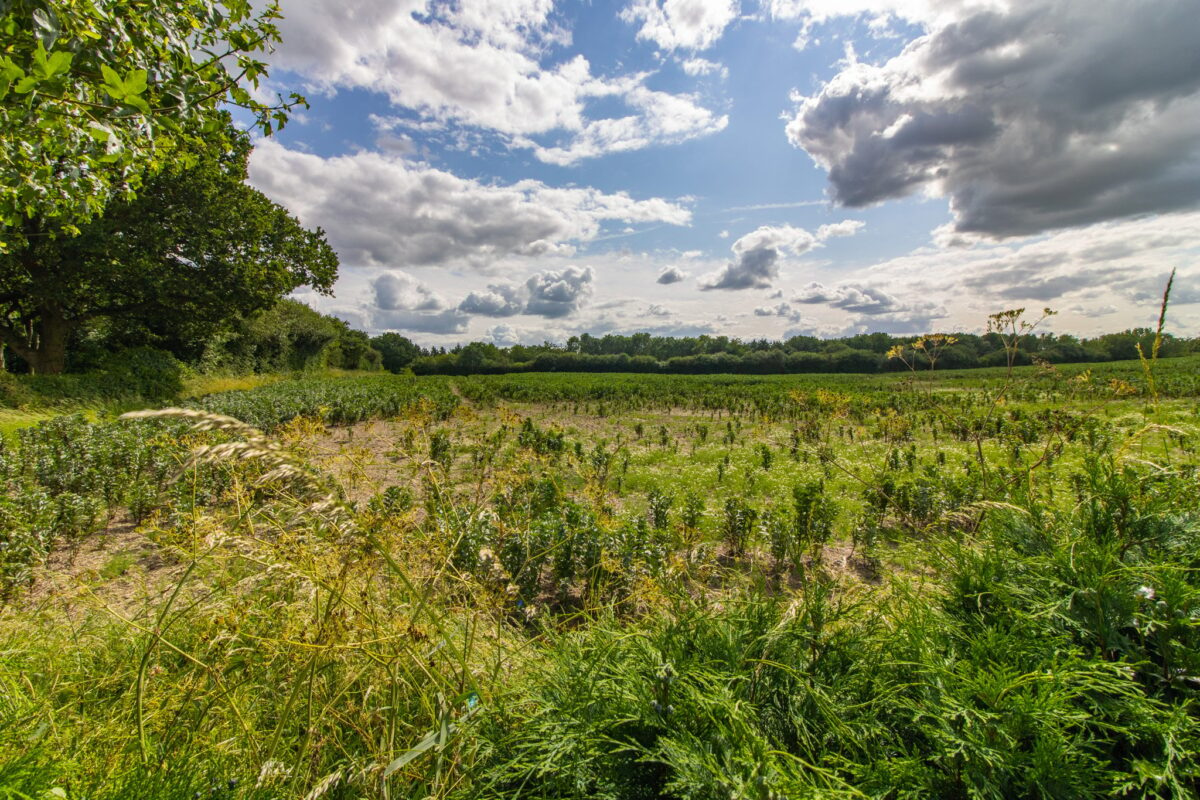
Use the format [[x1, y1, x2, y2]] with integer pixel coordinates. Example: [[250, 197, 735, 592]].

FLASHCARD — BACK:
[[97, 347, 184, 401]]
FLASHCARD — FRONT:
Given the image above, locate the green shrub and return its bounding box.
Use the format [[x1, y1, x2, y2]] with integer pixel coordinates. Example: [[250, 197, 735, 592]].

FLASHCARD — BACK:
[[97, 347, 185, 401]]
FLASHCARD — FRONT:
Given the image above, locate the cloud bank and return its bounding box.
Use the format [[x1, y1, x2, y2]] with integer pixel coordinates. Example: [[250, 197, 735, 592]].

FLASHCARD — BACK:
[[272, 0, 727, 164], [249, 140, 691, 270], [785, 0, 1200, 236]]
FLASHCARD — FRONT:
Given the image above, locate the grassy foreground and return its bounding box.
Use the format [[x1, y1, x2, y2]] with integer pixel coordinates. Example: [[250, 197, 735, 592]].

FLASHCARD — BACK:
[[1, 354, 1199, 798]]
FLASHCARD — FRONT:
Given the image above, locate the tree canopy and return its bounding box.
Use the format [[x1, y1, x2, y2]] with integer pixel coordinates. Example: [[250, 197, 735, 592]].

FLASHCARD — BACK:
[[370, 333, 423, 373], [0, 126, 337, 373], [0, 0, 302, 248]]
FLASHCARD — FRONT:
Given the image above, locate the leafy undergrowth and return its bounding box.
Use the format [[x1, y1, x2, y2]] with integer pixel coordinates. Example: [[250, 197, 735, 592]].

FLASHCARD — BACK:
[[1, 352, 1199, 799]]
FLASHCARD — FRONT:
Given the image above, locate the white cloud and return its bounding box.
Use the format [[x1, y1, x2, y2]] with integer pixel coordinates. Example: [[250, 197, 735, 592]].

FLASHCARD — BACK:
[[680, 57, 728, 78], [620, 0, 740, 51], [456, 266, 596, 319], [525, 265, 595, 317], [487, 324, 523, 346], [765, 0, 1004, 29], [814, 212, 1200, 335], [817, 219, 865, 239], [272, 0, 726, 164], [458, 284, 527, 317], [657, 265, 689, 284], [700, 220, 864, 291], [249, 140, 691, 270], [790, 280, 948, 333], [370, 271, 470, 333], [784, 0, 1200, 236], [794, 282, 917, 315], [753, 302, 802, 322], [524, 84, 728, 165], [373, 272, 446, 311]]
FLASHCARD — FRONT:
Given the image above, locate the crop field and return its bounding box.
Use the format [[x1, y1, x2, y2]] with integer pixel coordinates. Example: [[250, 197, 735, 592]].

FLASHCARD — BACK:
[[2, 355, 1199, 799]]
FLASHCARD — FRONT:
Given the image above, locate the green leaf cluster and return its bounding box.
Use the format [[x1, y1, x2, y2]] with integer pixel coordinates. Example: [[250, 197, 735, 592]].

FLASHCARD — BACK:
[[0, 0, 305, 248]]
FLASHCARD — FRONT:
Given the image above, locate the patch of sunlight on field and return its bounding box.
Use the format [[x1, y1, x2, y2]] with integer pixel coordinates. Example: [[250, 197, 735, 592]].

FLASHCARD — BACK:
[[180, 373, 283, 398], [0, 409, 60, 436]]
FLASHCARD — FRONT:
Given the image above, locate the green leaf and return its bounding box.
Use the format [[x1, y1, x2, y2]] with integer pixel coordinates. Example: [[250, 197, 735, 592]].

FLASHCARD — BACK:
[[0, 59, 21, 100], [86, 122, 114, 142], [31, 7, 60, 48], [122, 69, 148, 96], [14, 75, 39, 94], [31, 41, 49, 75], [382, 728, 441, 778], [123, 94, 150, 113], [46, 51, 73, 78], [100, 64, 124, 98]]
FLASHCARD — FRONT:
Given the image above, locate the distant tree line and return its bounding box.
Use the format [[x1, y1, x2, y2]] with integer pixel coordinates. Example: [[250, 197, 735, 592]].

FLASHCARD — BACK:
[[389, 328, 1200, 376], [7, 297, 1195, 384]]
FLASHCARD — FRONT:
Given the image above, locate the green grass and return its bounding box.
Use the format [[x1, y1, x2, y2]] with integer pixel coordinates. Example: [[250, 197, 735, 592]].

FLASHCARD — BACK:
[[98, 552, 137, 581], [1, 352, 1198, 799]]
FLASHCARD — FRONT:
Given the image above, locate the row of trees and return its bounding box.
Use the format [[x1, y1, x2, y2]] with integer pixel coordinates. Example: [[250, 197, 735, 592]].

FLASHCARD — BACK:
[[394, 328, 1199, 376]]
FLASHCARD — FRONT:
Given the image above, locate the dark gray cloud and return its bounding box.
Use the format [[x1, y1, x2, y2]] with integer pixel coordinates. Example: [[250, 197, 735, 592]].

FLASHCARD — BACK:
[[657, 265, 688, 284], [702, 247, 779, 290], [786, 0, 1200, 237]]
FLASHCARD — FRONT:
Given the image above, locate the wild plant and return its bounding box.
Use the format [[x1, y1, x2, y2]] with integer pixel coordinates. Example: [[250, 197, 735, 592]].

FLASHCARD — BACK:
[[429, 429, 453, 471], [1137, 267, 1175, 408]]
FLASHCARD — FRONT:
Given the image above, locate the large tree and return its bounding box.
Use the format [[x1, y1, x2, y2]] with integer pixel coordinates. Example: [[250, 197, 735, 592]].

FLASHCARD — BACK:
[[0, 0, 302, 249], [371, 333, 423, 373], [0, 127, 337, 373]]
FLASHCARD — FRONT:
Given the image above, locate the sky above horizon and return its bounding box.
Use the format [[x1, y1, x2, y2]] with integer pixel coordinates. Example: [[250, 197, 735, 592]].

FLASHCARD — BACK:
[[244, 0, 1200, 346]]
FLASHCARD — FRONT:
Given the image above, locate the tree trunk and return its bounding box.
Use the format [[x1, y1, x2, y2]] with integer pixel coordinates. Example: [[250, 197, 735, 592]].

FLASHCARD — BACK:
[[24, 305, 70, 375]]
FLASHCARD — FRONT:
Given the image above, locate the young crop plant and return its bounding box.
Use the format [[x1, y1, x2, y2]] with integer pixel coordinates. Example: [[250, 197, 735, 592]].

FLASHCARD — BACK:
[[721, 496, 758, 557], [680, 491, 705, 533], [647, 489, 673, 531], [757, 443, 774, 471], [791, 479, 835, 566]]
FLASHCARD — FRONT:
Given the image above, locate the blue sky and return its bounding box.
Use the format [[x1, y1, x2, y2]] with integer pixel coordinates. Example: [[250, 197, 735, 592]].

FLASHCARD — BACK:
[[244, 0, 1200, 345]]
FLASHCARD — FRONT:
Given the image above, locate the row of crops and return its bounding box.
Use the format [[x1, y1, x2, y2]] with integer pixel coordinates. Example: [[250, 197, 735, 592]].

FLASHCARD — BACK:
[[0, 375, 461, 595], [3, 357, 1199, 599]]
